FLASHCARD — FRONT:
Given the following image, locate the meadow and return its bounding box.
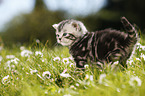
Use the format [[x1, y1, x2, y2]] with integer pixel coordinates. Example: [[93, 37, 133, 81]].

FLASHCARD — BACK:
[[0, 38, 145, 96]]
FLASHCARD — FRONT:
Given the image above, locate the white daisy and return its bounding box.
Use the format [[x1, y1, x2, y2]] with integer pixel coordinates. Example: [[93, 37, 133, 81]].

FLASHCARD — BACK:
[[69, 63, 76, 67], [113, 61, 119, 65], [2, 75, 10, 84], [60, 73, 71, 78], [11, 58, 20, 65], [30, 69, 38, 74], [5, 58, 20, 70], [41, 58, 47, 62], [69, 56, 74, 61], [62, 58, 70, 64], [63, 94, 71, 96], [42, 71, 51, 79], [98, 74, 106, 84], [141, 53, 145, 60], [53, 57, 60, 61], [136, 42, 142, 46], [60, 69, 71, 78], [6, 55, 15, 59], [84, 64, 89, 68], [36, 39, 40, 43], [6, 61, 11, 70], [45, 91, 48, 94], [70, 85, 77, 89], [139, 44, 145, 50], [76, 83, 79, 86], [85, 74, 93, 81], [35, 51, 43, 57], [127, 59, 134, 65], [20, 46, 25, 50], [136, 58, 141, 61], [85, 74, 89, 79], [116, 88, 120, 92], [21, 50, 33, 57], [90, 75, 93, 81], [129, 76, 142, 87], [0, 56, 3, 62]]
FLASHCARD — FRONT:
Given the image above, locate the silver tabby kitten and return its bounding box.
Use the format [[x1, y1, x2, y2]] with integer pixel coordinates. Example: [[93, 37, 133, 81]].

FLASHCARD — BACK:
[[52, 17, 138, 69]]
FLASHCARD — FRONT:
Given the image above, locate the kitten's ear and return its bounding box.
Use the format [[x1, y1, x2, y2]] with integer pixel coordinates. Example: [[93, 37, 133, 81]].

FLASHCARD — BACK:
[[72, 22, 78, 28], [52, 24, 58, 29], [72, 22, 81, 31]]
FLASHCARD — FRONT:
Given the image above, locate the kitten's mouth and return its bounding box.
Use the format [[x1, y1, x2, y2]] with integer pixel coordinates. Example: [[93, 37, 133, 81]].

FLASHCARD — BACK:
[[61, 43, 70, 46], [60, 40, 73, 46]]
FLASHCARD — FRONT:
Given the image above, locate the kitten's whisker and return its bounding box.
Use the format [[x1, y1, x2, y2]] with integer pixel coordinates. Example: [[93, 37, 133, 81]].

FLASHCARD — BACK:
[[52, 42, 59, 47]]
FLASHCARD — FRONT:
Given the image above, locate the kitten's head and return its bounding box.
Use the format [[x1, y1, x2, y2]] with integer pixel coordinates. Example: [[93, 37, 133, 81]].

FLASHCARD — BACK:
[[52, 19, 88, 46]]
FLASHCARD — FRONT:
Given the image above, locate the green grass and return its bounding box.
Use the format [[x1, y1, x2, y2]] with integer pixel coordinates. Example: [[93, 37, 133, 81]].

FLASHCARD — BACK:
[[0, 40, 145, 96]]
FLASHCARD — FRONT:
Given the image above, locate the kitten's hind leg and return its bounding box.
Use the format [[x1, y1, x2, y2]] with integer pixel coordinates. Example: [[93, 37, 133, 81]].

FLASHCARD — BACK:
[[106, 49, 122, 62], [75, 59, 87, 69], [119, 58, 128, 68], [106, 49, 128, 68]]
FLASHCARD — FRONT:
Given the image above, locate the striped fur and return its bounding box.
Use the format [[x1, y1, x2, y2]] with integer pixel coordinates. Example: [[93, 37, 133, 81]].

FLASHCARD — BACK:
[[53, 17, 138, 69]]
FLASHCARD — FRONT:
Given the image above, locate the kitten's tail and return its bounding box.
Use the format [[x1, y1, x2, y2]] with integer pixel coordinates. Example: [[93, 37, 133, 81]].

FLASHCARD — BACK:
[[121, 17, 138, 40]]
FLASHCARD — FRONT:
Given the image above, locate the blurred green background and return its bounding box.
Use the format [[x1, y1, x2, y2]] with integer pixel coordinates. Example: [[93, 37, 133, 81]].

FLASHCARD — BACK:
[[0, 0, 145, 47]]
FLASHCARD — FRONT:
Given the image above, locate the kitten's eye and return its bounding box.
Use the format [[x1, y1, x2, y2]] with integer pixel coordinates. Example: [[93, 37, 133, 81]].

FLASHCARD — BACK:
[[56, 34, 60, 37], [63, 33, 67, 36]]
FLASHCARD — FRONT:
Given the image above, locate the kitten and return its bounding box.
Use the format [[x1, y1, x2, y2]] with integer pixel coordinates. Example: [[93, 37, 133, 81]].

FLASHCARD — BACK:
[[52, 17, 138, 69]]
